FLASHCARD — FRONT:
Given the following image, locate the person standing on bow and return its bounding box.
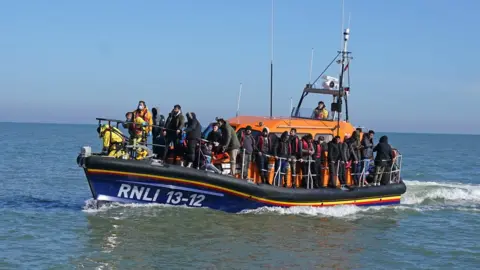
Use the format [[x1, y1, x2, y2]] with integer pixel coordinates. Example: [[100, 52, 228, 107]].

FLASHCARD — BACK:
[[133, 101, 153, 142], [217, 118, 240, 176], [183, 112, 201, 168], [239, 125, 256, 179], [163, 104, 185, 161]]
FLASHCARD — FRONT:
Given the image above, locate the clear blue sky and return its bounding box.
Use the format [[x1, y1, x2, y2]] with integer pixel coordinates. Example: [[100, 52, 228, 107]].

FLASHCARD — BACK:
[[1, 0, 479, 134]]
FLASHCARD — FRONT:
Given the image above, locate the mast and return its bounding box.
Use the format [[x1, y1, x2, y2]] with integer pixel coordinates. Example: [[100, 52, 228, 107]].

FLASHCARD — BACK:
[[269, 0, 274, 118], [336, 28, 350, 136], [236, 83, 243, 118]]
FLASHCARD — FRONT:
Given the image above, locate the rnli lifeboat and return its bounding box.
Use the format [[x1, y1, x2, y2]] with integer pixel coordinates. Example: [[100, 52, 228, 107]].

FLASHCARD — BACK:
[[76, 27, 407, 213]]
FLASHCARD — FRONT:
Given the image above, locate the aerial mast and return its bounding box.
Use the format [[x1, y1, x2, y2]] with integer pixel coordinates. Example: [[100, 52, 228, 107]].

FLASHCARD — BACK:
[[269, 0, 274, 118]]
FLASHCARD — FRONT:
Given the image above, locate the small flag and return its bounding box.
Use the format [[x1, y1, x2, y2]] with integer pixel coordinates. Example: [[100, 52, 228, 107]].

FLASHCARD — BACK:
[[344, 62, 349, 71]]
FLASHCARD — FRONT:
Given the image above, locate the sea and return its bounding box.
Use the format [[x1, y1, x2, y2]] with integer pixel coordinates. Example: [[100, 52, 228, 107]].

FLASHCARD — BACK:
[[0, 122, 479, 270]]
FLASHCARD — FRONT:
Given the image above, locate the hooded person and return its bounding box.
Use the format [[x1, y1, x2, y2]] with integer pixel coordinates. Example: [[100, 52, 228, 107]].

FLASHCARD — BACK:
[[207, 123, 222, 152], [327, 135, 342, 188], [151, 107, 166, 158], [216, 118, 240, 176], [361, 130, 375, 160], [300, 134, 316, 188], [163, 104, 185, 161], [183, 112, 202, 167], [239, 125, 256, 179], [97, 124, 126, 158], [256, 127, 273, 184], [273, 131, 291, 187], [373, 135, 393, 186], [134, 101, 153, 138], [349, 130, 362, 185]]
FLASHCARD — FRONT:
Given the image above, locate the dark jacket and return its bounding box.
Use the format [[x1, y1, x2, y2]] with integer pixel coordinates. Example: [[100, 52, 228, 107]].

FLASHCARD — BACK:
[[241, 133, 256, 155], [165, 110, 185, 137], [257, 135, 273, 155], [349, 132, 361, 162], [207, 130, 222, 144], [373, 135, 393, 165], [151, 107, 165, 139], [361, 135, 374, 159], [274, 132, 291, 158], [289, 136, 302, 158], [220, 122, 240, 151], [340, 142, 351, 162], [184, 112, 201, 141], [328, 141, 341, 162]]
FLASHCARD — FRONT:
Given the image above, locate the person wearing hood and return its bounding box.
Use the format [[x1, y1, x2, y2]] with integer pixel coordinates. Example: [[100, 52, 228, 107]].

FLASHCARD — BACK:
[[256, 127, 273, 184], [339, 135, 354, 188], [239, 125, 256, 179], [348, 131, 362, 185], [273, 131, 291, 187], [97, 124, 125, 158], [183, 112, 202, 168], [373, 135, 393, 186], [133, 101, 153, 139], [288, 128, 302, 184], [217, 118, 240, 176], [328, 136, 342, 188], [311, 101, 329, 120], [151, 107, 166, 158], [163, 104, 185, 160]]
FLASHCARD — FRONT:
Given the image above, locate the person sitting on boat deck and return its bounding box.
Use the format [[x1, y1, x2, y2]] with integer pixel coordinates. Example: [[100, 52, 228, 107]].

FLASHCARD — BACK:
[[207, 123, 222, 153], [311, 101, 329, 120], [372, 135, 393, 186], [348, 131, 362, 186], [163, 104, 185, 161], [313, 136, 327, 188], [183, 112, 202, 168], [327, 136, 343, 188], [362, 130, 375, 160], [151, 107, 166, 158], [300, 134, 316, 188], [288, 128, 301, 186], [216, 118, 240, 176], [239, 125, 256, 179], [134, 101, 153, 139], [122, 112, 136, 140], [273, 131, 291, 187], [97, 124, 126, 158], [256, 127, 273, 184]]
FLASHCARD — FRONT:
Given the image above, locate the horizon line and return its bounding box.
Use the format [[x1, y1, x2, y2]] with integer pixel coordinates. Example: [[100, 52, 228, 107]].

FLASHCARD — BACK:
[[1, 120, 479, 136]]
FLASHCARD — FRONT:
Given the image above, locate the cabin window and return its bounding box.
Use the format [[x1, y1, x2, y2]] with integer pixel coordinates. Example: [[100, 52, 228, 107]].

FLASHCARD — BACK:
[[236, 128, 262, 141]]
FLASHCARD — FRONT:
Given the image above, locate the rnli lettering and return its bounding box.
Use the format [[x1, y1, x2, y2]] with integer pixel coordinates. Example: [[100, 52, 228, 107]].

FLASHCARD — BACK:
[[116, 183, 206, 206], [117, 183, 160, 202]]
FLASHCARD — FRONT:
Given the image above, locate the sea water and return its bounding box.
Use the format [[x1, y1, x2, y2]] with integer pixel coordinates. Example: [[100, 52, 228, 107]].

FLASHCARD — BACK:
[[0, 123, 479, 269]]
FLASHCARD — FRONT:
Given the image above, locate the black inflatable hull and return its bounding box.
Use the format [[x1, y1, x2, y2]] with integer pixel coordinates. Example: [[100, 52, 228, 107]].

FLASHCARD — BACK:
[[78, 155, 407, 213]]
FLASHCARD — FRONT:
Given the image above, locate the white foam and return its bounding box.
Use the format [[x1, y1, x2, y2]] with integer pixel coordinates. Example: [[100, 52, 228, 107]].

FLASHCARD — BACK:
[[403, 180, 480, 205]]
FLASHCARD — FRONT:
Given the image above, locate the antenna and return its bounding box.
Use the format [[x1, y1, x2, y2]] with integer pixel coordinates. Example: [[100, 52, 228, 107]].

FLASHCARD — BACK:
[[269, 0, 274, 119], [289, 97, 293, 126], [236, 83, 243, 118], [309, 48, 314, 83]]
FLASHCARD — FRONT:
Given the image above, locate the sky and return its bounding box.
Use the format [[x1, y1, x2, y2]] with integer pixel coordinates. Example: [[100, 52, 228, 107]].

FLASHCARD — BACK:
[[1, 0, 479, 134]]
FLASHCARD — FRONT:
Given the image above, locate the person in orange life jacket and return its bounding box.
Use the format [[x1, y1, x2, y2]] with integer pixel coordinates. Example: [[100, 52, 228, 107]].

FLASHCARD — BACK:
[[273, 131, 291, 187], [163, 104, 185, 160], [182, 112, 201, 168], [312, 101, 329, 120], [288, 128, 302, 183], [348, 131, 362, 186], [300, 134, 315, 188], [134, 101, 153, 139], [239, 125, 256, 179], [256, 127, 273, 184], [313, 136, 327, 188], [207, 123, 222, 153], [327, 136, 343, 188]]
